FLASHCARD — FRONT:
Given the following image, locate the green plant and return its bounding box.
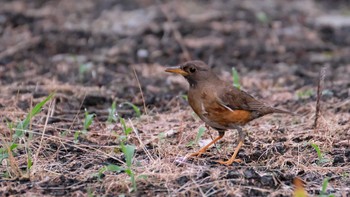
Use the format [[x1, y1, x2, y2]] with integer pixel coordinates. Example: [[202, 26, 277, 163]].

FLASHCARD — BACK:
[[83, 109, 94, 132], [121, 144, 136, 191], [79, 62, 93, 76], [107, 101, 118, 123], [96, 143, 137, 191], [73, 109, 94, 143], [255, 11, 269, 24], [297, 89, 314, 99], [1, 93, 54, 179], [87, 187, 94, 197], [341, 172, 349, 179], [187, 127, 206, 147], [231, 67, 240, 89], [26, 146, 33, 172], [120, 117, 132, 136], [13, 93, 54, 139], [181, 95, 188, 101], [73, 130, 81, 143], [0, 143, 18, 163], [96, 112, 140, 192], [157, 132, 166, 142], [319, 177, 335, 197], [114, 116, 132, 144], [97, 164, 122, 179], [310, 143, 328, 165], [120, 102, 141, 118]]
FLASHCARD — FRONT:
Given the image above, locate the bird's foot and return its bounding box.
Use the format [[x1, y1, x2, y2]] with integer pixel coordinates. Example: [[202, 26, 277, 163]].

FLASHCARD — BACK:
[[215, 158, 242, 166]]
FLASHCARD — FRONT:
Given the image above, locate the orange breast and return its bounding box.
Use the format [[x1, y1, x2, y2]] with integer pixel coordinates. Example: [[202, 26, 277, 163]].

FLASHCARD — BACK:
[[207, 105, 252, 126]]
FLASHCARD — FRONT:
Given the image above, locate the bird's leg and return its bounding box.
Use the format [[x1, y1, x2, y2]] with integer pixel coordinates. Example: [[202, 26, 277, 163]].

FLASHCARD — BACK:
[[190, 131, 224, 157], [216, 127, 245, 165], [206, 124, 215, 141], [216, 140, 243, 165]]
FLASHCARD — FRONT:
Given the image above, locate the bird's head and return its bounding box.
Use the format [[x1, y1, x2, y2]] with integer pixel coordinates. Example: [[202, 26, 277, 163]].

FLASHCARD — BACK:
[[165, 60, 217, 86]]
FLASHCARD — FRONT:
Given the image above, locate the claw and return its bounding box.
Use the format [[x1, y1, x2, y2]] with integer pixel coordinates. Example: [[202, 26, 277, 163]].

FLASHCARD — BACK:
[[215, 140, 244, 165]]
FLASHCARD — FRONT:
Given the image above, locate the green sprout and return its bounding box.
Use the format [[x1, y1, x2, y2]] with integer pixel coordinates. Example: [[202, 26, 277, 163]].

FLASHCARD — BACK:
[[310, 143, 328, 165], [297, 89, 314, 99], [74, 109, 94, 143], [231, 67, 241, 89], [319, 177, 335, 197], [1, 93, 54, 179], [14, 93, 55, 139], [83, 110, 94, 132], [107, 101, 118, 123], [181, 95, 188, 101], [120, 102, 141, 118], [255, 11, 269, 24], [96, 144, 137, 191]]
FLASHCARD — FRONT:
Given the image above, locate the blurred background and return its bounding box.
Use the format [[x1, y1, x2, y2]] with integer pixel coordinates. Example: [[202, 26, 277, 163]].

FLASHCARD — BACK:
[[0, 0, 349, 118]]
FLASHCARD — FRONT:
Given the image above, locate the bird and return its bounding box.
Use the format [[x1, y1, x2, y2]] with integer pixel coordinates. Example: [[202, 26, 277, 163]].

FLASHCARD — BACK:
[[165, 60, 292, 165]]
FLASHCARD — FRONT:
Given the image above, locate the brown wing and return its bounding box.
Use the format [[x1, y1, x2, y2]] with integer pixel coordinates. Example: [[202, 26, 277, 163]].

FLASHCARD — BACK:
[[216, 83, 279, 116]]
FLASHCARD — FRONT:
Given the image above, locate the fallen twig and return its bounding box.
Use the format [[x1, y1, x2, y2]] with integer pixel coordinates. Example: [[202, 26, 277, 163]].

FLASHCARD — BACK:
[[314, 66, 327, 129]]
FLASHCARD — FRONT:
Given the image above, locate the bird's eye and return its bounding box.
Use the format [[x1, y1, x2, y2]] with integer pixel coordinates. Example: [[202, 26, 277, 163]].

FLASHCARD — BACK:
[[189, 67, 196, 73]]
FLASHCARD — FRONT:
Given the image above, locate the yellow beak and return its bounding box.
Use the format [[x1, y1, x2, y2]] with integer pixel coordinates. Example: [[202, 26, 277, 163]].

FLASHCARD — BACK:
[[165, 66, 188, 76]]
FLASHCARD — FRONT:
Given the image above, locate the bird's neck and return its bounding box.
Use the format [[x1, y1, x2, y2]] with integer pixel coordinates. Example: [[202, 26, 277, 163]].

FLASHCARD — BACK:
[[187, 74, 222, 89], [187, 78, 198, 88]]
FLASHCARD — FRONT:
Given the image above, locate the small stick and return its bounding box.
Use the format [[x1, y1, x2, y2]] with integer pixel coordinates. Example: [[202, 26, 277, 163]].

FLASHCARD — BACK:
[[32, 97, 54, 174], [129, 119, 154, 162], [314, 66, 327, 129], [132, 65, 148, 116]]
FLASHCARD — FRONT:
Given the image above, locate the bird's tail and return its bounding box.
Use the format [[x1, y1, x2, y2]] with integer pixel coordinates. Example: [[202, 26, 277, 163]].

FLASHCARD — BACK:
[[271, 107, 296, 115], [257, 106, 296, 117]]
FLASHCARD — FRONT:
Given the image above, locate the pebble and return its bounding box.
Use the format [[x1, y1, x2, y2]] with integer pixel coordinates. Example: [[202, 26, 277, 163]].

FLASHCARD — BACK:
[[333, 155, 345, 165], [261, 175, 275, 186], [137, 49, 149, 58], [244, 168, 260, 179]]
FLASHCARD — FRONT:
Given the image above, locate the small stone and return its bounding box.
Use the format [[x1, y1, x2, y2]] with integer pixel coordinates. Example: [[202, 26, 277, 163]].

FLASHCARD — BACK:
[[275, 143, 286, 154], [198, 170, 211, 179], [226, 171, 241, 179], [333, 156, 345, 165], [177, 176, 190, 186], [137, 49, 149, 58], [261, 175, 275, 186], [345, 150, 350, 159], [244, 168, 260, 179]]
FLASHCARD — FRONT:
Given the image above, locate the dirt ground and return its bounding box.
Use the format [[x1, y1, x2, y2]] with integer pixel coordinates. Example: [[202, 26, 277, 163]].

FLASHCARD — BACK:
[[0, 0, 349, 196]]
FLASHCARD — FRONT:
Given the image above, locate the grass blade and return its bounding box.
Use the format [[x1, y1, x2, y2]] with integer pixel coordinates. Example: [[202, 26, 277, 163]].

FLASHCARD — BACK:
[[310, 143, 323, 165], [320, 177, 330, 197], [14, 93, 54, 139], [122, 144, 135, 167], [231, 67, 240, 89], [107, 101, 117, 123], [121, 102, 141, 118], [83, 110, 94, 131]]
